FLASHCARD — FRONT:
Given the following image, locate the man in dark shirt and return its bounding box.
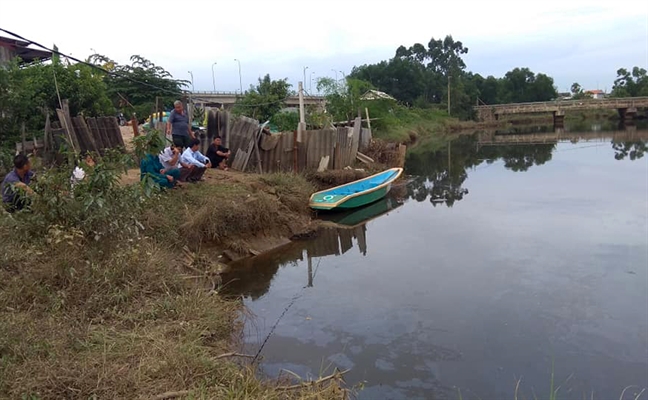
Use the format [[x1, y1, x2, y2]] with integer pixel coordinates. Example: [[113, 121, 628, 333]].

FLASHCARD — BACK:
[[1, 154, 35, 212], [166, 100, 195, 150], [206, 136, 231, 170]]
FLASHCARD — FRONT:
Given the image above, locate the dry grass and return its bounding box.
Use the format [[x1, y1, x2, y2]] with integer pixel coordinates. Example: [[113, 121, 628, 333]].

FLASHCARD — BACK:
[[0, 167, 353, 399]]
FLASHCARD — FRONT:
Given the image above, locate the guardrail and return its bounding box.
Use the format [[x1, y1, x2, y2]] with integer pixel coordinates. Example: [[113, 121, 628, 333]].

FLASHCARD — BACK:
[[190, 91, 325, 99], [474, 96, 648, 110]]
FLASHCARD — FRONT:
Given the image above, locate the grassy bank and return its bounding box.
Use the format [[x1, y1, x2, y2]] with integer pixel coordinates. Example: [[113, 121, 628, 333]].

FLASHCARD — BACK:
[[0, 160, 356, 399]]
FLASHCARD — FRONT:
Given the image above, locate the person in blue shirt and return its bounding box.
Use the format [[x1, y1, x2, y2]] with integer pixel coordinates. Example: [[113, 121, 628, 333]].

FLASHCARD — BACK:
[[1, 154, 35, 212], [180, 138, 211, 182]]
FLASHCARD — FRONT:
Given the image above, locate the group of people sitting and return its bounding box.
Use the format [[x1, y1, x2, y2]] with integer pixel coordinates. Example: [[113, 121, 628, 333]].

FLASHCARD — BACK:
[[140, 136, 231, 189]]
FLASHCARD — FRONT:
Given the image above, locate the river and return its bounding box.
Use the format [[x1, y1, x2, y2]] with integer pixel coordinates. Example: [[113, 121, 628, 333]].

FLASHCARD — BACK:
[[224, 122, 648, 399]]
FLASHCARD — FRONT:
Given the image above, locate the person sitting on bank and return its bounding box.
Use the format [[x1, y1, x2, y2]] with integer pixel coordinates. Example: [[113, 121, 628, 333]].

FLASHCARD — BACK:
[[166, 100, 195, 150], [180, 138, 211, 182], [1, 154, 35, 212], [206, 136, 231, 170], [159, 144, 190, 182], [140, 152, 179, 189]]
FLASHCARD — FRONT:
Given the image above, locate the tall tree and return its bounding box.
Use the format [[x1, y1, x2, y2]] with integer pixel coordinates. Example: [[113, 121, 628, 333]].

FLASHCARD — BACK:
[[89, 54, 187, 120], [612, 67, 648, 97], [233, 74, 292, 122]]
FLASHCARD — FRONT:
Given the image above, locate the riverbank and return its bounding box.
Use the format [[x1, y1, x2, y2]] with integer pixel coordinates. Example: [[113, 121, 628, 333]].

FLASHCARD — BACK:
[[0, 166, 362, 399]]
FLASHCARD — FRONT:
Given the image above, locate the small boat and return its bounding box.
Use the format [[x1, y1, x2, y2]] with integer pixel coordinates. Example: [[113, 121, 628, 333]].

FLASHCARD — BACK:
[[309, 167, 403, 210]]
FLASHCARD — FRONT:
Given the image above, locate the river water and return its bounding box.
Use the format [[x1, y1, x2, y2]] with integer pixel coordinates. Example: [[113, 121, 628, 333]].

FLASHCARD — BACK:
[[224, 122, 648, 399]]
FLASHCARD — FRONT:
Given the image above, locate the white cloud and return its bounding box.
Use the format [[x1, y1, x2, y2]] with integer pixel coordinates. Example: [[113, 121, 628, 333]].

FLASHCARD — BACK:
[[0, 0, 646, 92]]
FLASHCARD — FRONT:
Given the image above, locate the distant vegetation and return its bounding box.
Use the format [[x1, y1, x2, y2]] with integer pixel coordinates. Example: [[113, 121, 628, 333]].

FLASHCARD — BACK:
[[1, 34, 647, 150]]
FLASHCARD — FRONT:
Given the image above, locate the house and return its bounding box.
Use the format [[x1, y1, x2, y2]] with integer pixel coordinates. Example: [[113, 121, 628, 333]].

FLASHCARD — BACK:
[[361, 90, 396, 101], [0, 35, 52, 65], [585, 89, 606, 99]]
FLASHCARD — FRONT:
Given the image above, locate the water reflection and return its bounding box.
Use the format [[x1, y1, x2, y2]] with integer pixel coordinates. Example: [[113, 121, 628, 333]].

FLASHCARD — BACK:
[[223, 196, 403, 298], [405, 123, 648, 207]]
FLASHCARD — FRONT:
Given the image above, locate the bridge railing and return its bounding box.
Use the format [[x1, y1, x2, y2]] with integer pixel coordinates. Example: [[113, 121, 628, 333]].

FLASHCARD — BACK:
[[474, 96, 648, 110], [190, 91, 325, 100]]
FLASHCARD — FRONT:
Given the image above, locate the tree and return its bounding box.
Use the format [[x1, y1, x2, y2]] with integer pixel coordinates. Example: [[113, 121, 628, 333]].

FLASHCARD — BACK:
[[89, 54, 187, 121], [498, 68, 557, 103], [570, 82, 591, 100], [233, 74, 291, 122], [612, 67, 648, 97], [0, 58, 113, 147]]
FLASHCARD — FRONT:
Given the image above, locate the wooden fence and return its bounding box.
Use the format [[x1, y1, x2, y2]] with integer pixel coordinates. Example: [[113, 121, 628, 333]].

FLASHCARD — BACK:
[[206, 110, 372, 173]]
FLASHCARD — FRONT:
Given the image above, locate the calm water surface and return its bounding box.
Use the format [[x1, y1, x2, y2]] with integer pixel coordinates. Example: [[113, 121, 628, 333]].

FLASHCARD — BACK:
[[225, 124, 648, 399]]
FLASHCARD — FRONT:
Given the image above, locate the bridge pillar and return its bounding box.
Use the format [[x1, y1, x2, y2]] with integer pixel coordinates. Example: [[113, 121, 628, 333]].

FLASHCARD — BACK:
[[553, 111, 565, 128], [618, 107, 637, 120]]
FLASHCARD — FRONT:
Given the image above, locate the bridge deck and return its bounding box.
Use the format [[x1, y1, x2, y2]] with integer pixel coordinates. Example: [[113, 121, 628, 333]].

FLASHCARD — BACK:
[[474, 96, 648, 115]]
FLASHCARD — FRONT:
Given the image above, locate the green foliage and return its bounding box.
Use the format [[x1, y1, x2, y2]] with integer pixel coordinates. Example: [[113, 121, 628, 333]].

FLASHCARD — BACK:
[[270, 111, 300, 132], [233, 74, 292, 122], [88, 54, 188, 121], [348, 35, 557, 119], [611, 67, 648, 97], [497, 68, 558, 103], [193, 106, 205, 125], [570, 82, 592, 100], [0, 58, 113, 147], [133, 128, 168, 159], [1, 151, 157, 242]]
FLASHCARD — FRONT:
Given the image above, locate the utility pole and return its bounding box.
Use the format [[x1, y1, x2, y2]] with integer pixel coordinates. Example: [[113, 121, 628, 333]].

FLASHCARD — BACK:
[[234, 59, 242, 95], [211, 62, 217, 92], [303, 66, 309, 92], [447, 73, 451, 116], [298, 81, 305, 143]]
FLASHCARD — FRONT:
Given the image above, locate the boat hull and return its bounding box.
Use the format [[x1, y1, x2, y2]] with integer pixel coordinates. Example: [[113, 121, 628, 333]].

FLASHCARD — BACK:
[[309, 167, 403, 210], [311, 184, 390, 210]]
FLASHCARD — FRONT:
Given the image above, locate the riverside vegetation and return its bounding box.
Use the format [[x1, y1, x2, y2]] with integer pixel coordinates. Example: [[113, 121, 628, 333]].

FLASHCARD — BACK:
[[2, 32, 647, 399], [0, 132, 359, 398]]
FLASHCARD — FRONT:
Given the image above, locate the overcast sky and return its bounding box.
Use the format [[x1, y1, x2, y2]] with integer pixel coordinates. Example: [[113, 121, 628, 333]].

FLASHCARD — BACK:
[[1, 0, 647, 95]]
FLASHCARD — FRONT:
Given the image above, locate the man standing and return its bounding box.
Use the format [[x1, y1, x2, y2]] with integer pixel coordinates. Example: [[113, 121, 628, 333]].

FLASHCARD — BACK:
[[206, 136, 231, 170], [180, 138, 212, 182], [1, 154, 35, 212], [166, 100, 195, 150]]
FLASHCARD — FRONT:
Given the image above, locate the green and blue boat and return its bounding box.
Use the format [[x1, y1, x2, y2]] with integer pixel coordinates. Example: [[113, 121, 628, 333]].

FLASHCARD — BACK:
[[309, 167, 404, 210]]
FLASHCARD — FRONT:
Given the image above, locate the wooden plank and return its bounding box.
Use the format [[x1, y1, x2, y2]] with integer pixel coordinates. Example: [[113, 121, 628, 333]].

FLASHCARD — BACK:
[[62, 99, 81, 153], [79, 116, 99, 154], [108, 117, 125, 148], [356, 151, 374, 164], [317, 155, 330, 172], [56, 108, 77, 153]]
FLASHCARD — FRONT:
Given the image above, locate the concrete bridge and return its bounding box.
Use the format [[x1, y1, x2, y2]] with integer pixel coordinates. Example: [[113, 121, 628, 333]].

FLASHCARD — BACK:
[[189, 91, 326, 110], [477, 125, 647, 147], [474, 97, 648, 126]]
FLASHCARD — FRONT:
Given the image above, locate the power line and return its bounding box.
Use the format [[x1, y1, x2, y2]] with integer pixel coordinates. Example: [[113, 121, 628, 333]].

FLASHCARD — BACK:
[[0, 27, 299, 109], [0, 27, 184, 97]]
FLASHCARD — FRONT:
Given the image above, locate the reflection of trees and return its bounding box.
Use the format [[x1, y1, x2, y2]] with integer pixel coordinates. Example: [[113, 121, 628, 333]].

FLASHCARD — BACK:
[[612, 141, 647, 160], [405, 134, 556, 207], [405, 135, 479, 207], [479, 144, 555, 172]]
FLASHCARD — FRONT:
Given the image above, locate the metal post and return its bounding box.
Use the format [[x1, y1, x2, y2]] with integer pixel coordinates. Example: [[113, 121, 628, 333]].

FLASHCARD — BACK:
[[447, 73, 451, 116], [303, 66, 308, 92], [298, 82, 305, 144], [234, 59, 242, 94], [188, 71, 194, 92], [211, 62, 217, 92]]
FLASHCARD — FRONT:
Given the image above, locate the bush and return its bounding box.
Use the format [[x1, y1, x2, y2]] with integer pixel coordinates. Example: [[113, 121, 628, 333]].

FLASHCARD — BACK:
[[1, 150, 158, 243]]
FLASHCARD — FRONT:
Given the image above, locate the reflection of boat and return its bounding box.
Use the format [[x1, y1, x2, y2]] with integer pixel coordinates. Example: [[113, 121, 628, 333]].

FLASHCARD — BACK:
[[309, 168, 403, 210], [325, 195, 402, 228]]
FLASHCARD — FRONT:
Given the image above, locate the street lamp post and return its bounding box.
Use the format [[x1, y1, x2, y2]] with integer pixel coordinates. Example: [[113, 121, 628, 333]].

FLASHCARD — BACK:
[[234, 59, 242, 95], [303, 66, 308, 92], [211, 62, 217, 92], [188, 71, 194, 92], [310, 71, 315, 93]]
